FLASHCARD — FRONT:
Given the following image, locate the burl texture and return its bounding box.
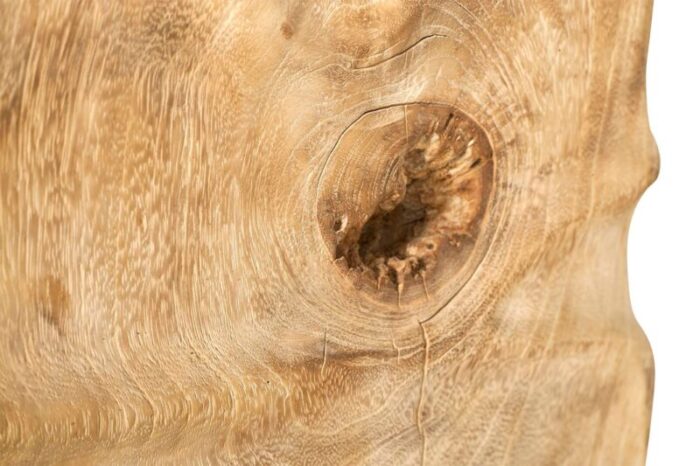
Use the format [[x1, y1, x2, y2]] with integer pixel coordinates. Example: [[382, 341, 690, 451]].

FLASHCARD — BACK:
[[0, 0, 658, 464]]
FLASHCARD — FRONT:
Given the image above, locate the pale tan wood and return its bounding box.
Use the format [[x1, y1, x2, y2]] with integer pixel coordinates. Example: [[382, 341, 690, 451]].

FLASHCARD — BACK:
[[0, 1, 658, 464]]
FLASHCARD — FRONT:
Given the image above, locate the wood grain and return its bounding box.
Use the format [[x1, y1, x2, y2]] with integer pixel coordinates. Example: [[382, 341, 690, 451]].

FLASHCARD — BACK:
[[0, 0, 658, 464]]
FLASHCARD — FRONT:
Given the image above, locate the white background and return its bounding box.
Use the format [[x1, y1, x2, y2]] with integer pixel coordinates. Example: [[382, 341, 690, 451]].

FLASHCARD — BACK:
[[629, 2, 700, 464]]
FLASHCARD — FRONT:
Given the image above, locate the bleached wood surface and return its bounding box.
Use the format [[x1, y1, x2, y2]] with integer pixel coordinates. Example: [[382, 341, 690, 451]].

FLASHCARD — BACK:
[[0, 1, 658, 464]]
